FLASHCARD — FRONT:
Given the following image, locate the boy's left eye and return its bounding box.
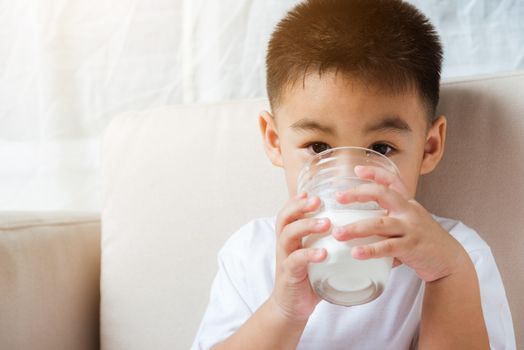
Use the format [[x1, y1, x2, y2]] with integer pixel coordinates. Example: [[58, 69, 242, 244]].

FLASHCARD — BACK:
[[370, 143, 395, 156]]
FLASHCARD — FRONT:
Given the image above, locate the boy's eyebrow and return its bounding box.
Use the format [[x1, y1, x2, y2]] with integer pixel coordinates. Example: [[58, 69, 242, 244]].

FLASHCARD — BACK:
[[290, 118, 336, 135], [365, 115, 412, 133], [290, 115, 412, 135]]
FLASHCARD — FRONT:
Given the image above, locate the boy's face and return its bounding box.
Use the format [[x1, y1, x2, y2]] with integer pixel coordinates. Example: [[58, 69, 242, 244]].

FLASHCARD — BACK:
[[259, 72, 446, 198]]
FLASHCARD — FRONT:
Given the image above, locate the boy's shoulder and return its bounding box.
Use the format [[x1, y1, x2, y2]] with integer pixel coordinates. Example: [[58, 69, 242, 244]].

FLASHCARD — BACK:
[[218, 216, 276, 259], [217, 217, 277, 301]]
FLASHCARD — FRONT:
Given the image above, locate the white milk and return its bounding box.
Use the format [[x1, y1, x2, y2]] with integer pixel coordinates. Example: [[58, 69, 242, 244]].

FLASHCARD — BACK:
[[303, 209, 393, 306]]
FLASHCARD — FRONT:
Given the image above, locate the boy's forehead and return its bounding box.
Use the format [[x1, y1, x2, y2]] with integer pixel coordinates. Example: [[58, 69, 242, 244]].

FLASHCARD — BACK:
[[276, 72, 429, 127], [275, 72, 429, 133]]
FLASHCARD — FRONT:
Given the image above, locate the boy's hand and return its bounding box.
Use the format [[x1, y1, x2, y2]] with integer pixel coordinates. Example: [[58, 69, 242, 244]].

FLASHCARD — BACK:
[[333, 165, 467, 282], [271, 192, 331, 322]]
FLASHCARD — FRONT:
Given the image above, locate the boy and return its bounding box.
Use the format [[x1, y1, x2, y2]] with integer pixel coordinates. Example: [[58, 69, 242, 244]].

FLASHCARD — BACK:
[[193, 0, 515, 349]]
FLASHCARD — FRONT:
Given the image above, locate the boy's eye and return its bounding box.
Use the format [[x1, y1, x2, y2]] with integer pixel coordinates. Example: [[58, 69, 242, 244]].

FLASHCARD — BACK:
[[370, 143, 395, 156], [307, 142, 331, 154]]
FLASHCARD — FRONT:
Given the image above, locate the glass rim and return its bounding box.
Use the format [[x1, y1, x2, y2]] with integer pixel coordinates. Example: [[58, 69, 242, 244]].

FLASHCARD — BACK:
[[297, 146, 400, 192]]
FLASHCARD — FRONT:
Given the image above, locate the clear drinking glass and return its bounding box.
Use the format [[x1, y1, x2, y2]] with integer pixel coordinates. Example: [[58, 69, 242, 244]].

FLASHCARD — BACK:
[[297, 146, 400, 306]]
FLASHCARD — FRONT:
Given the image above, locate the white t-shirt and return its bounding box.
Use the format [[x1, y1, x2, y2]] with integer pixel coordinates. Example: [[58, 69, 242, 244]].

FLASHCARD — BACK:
[[192, 215, 515, 350]]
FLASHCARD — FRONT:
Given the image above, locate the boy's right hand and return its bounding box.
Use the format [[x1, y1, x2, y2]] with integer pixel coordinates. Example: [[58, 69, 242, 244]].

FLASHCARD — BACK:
[[270, 192, 331, 322]]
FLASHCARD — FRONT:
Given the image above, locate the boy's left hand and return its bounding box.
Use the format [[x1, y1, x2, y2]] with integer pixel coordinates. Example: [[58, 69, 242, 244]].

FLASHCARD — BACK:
[[333, 165, 468, 282]]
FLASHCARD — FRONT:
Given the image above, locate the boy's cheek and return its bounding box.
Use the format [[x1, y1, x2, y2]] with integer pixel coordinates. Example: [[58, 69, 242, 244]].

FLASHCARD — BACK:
[[283, 166, 301, 197], [395, 163, 423, 198]]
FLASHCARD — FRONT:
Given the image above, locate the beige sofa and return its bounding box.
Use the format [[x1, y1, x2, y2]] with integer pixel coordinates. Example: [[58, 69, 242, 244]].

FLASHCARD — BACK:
[[1, 72, 523, 349]]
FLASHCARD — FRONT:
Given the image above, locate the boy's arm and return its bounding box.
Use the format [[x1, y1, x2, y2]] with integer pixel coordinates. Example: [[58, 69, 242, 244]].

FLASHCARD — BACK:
[[419, 250, 489, 349], [213, 193, 330, 349], [212, 297, 306, 350], [335, 166, 490, 349]]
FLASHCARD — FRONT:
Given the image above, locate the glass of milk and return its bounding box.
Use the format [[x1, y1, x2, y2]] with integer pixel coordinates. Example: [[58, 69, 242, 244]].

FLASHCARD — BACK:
[[297, 146, 400, 306]]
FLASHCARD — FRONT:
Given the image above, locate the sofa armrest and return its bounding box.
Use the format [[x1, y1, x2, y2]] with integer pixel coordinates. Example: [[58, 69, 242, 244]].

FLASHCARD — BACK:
[[0, 211, 101, 350]]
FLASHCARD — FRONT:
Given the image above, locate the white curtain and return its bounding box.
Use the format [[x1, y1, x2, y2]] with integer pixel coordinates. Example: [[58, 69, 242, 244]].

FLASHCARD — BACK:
[[1, 0, 523, 211]]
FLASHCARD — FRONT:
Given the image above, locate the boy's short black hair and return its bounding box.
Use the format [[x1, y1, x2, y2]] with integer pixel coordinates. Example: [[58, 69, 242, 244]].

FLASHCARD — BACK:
[[266, 0, 443, 122]]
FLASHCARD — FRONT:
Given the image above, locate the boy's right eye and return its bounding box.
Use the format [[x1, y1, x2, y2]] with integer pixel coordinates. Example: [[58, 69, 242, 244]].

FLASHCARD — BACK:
[[307, 142, 331, 154]]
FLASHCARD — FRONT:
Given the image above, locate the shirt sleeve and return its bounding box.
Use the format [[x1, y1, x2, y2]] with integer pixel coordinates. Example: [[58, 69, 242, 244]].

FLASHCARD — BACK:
[[191, 242, 254, 350], [469, 247, 516, 350]]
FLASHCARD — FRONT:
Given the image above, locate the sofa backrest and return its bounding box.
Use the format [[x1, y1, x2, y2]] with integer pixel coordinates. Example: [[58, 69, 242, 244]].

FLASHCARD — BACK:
[[101, 72, 524, 349], [417, 72, 524, 347], [101, 100, 286, 349]]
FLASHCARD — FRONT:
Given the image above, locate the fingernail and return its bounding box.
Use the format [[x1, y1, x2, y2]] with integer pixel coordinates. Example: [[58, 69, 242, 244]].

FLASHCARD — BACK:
[[335, 191, 348, 203], [314, 248, 325, 258], [332, 226, 344, 236], [315, 218, 328, 229], [296, 192, 307, 200], [306, 196, 317, 208], [352, 246, 366, 258]]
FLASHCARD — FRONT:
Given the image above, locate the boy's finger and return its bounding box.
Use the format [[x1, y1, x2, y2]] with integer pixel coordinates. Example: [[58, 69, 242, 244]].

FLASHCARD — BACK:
[[332, 216, 404, 241], [354, 165, 410, 199], [275, 193, 321, 235], [279, 217, 331, 255], [392, 258, 403, 268], [282, 247, 327, 282], [351, 237, 401, 260], [336, 182, 407, 213]]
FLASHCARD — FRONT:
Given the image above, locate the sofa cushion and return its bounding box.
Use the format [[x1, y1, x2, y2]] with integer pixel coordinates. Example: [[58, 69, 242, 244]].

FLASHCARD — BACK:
[[417, 72, 524, 347], [0, 211, 101, 350]]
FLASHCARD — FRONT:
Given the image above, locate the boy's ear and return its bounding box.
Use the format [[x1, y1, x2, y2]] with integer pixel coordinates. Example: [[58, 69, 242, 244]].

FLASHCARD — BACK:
[[258, 110, 284, 167], [420, 115, 447, 175]]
